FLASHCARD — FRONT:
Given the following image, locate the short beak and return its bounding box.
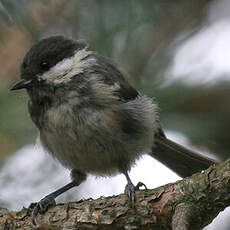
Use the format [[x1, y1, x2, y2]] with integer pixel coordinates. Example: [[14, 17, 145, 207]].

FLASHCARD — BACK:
[[9, 79, 32, 91]]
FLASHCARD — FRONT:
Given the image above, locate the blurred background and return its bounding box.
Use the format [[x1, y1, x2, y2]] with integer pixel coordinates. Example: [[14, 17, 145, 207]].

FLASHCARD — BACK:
[[0, 0, 229, 229]]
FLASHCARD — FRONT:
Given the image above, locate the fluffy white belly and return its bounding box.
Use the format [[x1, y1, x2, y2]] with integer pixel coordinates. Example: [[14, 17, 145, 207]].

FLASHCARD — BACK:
[[39, 96, 156, 175]]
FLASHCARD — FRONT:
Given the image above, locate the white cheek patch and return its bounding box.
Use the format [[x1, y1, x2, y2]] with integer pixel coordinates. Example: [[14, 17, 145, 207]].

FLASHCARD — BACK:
[[52, 58, 73, 76], [38, 49, 96, 85]]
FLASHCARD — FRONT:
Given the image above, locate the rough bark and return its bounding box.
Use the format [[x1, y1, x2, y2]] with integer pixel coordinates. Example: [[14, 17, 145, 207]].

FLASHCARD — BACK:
[[1, 159, 230, 230]]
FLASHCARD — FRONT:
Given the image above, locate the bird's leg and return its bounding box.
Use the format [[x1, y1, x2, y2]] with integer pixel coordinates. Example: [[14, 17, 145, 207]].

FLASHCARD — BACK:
[[30, 169, 86, 225], [123, 171, 147, 204]]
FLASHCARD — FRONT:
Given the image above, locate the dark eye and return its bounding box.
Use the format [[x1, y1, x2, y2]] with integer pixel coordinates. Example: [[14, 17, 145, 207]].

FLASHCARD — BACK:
[[22, 62, 27, 69], [40, 61, 50, 70]]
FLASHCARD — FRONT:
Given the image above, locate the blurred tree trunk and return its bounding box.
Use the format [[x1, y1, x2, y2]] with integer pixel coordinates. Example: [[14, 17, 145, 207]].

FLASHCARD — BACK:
[[1, 158, 230, 230]]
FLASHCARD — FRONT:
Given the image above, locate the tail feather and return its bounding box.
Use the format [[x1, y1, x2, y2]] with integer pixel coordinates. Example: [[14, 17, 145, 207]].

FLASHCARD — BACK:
[[151, 135, 218, 178]]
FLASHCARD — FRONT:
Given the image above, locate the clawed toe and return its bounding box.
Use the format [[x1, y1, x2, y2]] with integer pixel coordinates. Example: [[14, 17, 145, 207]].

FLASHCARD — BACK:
[[125, 182, 136, 204], [124, 181, 147, 205], [135, 181, 147, 190], [31, 196, 56, 225], [123, 171, 147, 206]]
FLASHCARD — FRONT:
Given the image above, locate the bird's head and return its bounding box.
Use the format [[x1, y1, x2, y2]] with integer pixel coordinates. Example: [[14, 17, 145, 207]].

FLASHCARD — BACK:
[[10, 36, 94, 92]]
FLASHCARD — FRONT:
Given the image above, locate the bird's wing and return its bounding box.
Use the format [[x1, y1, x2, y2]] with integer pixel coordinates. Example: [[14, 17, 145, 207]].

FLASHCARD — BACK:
[[91, 52, 139, 102]]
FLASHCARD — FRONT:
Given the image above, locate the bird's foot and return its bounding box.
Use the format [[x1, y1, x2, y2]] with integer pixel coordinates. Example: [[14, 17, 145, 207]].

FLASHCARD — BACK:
[[125, 181, 136, 204], [29, 195, 56, 225], [124, 181, 147, 204]]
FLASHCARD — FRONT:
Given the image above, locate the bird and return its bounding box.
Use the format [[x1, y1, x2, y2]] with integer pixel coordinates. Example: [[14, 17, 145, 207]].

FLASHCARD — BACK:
[[10, 35, 217, 221]]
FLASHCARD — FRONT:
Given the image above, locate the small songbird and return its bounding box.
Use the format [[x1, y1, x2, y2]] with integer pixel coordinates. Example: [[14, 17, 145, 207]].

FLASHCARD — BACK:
[[10, 36, 217, 220]]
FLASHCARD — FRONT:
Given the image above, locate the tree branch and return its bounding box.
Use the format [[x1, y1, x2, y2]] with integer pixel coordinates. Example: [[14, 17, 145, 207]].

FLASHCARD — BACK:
[[1, 159, 230, 230]]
